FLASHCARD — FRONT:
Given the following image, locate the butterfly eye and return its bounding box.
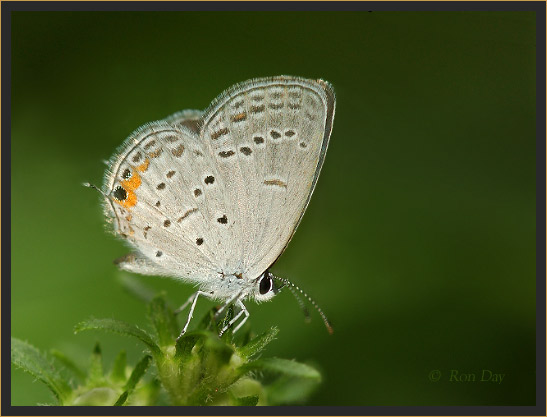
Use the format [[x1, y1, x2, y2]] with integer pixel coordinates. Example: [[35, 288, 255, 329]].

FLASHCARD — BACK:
[[259, 275, 273, 295]]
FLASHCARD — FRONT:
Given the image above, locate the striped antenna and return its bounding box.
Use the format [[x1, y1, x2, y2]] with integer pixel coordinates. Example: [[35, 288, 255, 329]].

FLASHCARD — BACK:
[[286, 283, 311, 323], [272, 274, 333, 334]]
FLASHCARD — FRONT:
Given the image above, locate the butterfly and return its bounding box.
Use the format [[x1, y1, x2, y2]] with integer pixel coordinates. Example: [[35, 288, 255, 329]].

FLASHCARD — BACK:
[[88, 76, 335, 338]]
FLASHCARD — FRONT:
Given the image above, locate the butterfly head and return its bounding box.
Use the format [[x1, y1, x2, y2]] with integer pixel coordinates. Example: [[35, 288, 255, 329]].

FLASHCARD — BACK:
[[251, 270, 281, 303]]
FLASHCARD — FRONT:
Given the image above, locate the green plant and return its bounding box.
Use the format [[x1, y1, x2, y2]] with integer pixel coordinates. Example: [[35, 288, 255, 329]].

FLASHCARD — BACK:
[[12, 294, 321, 405]]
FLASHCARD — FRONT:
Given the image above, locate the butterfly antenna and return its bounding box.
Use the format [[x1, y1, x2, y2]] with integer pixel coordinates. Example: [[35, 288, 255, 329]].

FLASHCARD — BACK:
[[83, 182, 106, 197], [287, 284, 311, 323], [272, 274, 333, 334]]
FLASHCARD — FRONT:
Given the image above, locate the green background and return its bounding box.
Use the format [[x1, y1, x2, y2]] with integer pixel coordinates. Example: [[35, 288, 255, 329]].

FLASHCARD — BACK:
[[11, 11, 536, 406]]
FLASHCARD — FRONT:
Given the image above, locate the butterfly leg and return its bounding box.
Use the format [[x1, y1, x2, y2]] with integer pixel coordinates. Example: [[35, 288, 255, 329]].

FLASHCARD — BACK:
[[214, 291, 242, 319], [218, 299, 249, 337], [232, 299, 250, 334], [176, 290, 207, 340], [174, 292, 199, 315]]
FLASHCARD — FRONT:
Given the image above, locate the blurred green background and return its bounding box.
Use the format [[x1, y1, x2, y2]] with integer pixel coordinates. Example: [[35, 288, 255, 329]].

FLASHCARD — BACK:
[[11, 11, 536, 406]]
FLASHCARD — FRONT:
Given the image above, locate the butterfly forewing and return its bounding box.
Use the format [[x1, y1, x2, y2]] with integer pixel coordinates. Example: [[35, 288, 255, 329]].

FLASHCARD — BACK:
[[200, 77, 335, 280]]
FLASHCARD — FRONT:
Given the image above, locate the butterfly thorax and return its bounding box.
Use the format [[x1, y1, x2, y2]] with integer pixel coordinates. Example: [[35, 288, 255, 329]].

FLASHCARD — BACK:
[[199, 272, 253, 301]]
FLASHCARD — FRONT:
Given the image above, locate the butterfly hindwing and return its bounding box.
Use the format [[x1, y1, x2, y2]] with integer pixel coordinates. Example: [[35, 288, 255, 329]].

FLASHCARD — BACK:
[[163, 109, 203, 134], [103, 120, 225, 283]]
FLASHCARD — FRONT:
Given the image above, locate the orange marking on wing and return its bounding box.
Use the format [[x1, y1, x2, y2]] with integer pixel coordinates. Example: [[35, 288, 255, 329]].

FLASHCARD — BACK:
[[231, 112, 247, 122], [136, 158, 150, 172], [121, 170, 142, 191], [114, 167, 143, 209], [117, 190, 137, 208], [148, 148, 163, 158]]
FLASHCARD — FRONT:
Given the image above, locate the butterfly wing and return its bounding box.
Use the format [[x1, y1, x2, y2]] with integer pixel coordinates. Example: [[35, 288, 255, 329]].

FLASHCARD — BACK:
[[163, 109, 203, 134], [103, 119, 229, 284], [103, 77, 335, 288], [199, 76, 336, 280]]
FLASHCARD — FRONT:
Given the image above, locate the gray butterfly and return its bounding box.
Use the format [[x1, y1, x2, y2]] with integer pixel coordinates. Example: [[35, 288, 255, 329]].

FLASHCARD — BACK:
[[92, 76, 335, 337]]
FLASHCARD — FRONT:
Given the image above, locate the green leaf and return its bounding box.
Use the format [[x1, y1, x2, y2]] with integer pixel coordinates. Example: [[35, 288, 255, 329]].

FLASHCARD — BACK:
[[174, 331, 203, 360], [88, 343, 104, 384], [50, 349, 86, 381], [238, 327, 279, 359], [74, 318, 160, 355], [72, 387, 119, 406], [175, 330, 233, 363], [147, 295, 178, 347], [114, 355, 152, 406], [123, 355, 152, 392], [11, 338, 72, 404], [113, 391, 128, 406], [238, 358, 321, 380], [203, 332, 235, 365], [265, 376, 320, 405], [232, 395, 259, 406], [110, 350, 127, 383]]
